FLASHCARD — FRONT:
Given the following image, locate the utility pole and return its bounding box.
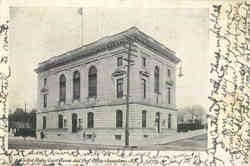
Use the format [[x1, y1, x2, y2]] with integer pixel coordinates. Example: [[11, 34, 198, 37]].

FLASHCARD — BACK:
[[123, 35, 137, 146], [125, 40, 131, 146]]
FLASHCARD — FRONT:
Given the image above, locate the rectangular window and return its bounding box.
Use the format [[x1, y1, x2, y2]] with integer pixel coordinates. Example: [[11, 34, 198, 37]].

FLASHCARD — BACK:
[[142, 79, 146, 98], [168, 69, 171, 77], [168, 87, 171, 104], [87, 112, 94, 128], [154, 67, 160, 93], [142, 111, 147, 128], [116, 110, 123, 128], [117, 57, 123, 67], [43, 94, 47, 108], [79, 119, 83, 129], [142, 57, 146, 67], [117, 78, 123, 98], [156, 112, 160, 133], [42, 116, 46, 129], [58, 115, 64, 129], [44, 78, 47, 87]]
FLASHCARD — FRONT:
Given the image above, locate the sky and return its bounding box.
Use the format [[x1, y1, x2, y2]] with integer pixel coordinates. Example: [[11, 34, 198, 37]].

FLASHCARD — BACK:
[[9, 7, 209, 112]]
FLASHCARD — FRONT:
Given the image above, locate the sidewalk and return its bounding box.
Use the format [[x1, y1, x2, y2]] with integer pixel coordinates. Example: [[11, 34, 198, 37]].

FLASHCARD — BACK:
[[137, 129, 207, 146], [9, 129, 207, 148], [9, 135, 126, 149]]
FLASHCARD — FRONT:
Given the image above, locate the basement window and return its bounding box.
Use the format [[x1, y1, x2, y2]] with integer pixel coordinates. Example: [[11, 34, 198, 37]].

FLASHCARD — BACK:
[[114, 135, 122, 140], [143, 135, 148, 138]]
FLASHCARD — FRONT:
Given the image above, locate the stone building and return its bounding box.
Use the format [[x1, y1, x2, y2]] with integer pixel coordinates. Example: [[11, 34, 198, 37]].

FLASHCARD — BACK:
[[35, 27, 180, 145]]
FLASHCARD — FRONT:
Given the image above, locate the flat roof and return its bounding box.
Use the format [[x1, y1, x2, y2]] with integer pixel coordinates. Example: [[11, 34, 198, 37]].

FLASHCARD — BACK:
[[35, 26, 180, 73]]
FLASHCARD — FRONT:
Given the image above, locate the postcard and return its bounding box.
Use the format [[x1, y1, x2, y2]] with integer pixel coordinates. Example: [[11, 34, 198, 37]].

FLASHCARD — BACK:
[[0, 1, 249, 166]]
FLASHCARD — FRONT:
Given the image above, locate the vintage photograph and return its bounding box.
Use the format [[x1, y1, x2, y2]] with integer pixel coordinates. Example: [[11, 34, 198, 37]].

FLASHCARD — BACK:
[[8, 7, 208, 151]]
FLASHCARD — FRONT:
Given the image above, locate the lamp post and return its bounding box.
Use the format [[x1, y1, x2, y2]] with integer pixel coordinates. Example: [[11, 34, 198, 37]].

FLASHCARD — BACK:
[[178, 62, 184, 78]]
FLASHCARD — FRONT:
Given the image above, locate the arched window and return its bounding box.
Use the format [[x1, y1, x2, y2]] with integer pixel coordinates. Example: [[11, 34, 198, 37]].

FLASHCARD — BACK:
[[87, 112, 94, 128], [116, 110, 123, 128], [59, 74, 66, 102], [88, 66, 97, 97], [73, 71, 80, 100], [42, 116, 46, 129], [168, 113, 172, 129], [142, 110, 147, 128], [58, 115, 63, 129], [154, 66, 160, 93]]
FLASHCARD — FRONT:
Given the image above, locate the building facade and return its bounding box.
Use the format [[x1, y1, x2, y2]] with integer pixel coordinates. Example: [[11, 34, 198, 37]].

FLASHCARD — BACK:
[[35, 27, 180, 145]]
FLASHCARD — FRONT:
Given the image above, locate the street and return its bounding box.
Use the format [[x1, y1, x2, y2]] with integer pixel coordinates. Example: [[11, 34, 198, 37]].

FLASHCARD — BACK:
[[150, 134, 207, 151], [8, 134, 207, 151]]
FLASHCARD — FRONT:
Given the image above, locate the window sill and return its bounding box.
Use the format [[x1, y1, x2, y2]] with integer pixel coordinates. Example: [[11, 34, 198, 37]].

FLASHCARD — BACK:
[[112, 70, 125, 77], [40, 88, 49, 93], [139, 70, 150, 77]]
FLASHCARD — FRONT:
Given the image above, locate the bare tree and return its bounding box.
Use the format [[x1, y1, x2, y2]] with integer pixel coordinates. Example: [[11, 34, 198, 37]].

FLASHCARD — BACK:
[[177, 106, 191, 123]]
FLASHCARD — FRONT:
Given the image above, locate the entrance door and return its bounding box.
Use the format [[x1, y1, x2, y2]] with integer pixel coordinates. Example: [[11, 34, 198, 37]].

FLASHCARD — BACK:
[[72, 114, 78, 133]]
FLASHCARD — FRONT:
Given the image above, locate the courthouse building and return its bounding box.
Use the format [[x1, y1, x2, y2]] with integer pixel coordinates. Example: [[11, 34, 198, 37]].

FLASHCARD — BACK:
[[35, 27, 181, 145]]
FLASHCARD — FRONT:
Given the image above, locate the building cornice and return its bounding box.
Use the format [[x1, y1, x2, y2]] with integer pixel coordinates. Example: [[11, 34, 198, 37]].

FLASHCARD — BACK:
[[36, 102, 177, 114], [35, 27, 180, 73]]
